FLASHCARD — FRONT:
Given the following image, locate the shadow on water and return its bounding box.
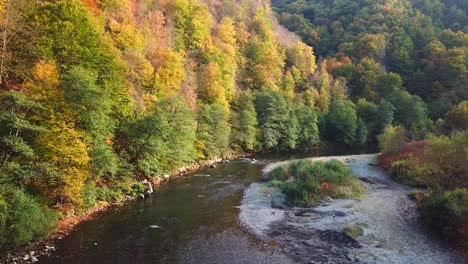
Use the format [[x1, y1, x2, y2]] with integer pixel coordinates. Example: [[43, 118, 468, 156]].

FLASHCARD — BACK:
[[38, 147, 361, 264]]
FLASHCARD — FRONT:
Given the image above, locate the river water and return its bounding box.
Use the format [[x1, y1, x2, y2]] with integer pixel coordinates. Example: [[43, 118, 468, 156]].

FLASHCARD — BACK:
[[38, 149, 462, 264], [39, 151, 332, 264]]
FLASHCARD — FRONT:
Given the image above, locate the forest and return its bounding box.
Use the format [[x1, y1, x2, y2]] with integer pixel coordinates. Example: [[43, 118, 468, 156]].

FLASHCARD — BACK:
[[0, 0, 466, 253]]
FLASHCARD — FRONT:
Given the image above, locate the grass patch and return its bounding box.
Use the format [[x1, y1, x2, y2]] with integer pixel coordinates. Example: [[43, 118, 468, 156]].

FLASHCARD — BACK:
[[343, 224, 364, 238], [269, 159, 363, 206]]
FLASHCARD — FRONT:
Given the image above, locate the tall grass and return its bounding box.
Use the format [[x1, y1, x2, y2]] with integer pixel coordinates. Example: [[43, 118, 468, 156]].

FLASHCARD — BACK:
[[270, 159, 363, 206]]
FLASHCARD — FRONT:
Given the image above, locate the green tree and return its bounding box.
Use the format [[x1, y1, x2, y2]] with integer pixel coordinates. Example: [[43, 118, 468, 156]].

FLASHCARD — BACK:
[[386, 31, 415, 77], [230, 91, 258, 151], [442, 101, 468, 134], [355, 57, 380, 101], [295, 105, 319, 149], [356, 99, 379, 140], [355, 118, 368, 145], [375, 73, 403, 99], [118, 97, 196, 176], [254, 90, 297, 150], [171, 0, 212, 50], [196, 103, 231, 159], [62, 66, 118, 177], [325, 99, 357, 145], [0, 91, 44, 185]]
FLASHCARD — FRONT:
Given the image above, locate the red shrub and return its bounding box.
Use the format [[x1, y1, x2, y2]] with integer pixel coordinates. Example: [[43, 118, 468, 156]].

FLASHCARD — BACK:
[[379, 140, 428, 170], [320, 182, 330, 191]]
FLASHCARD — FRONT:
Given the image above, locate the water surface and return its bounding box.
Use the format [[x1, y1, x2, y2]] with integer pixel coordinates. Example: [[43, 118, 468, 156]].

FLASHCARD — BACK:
[[38, 157, 292, 264], [38, 147, 365, 264]]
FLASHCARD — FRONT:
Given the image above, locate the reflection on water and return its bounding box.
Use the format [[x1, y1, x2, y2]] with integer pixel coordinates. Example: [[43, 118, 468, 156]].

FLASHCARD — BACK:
[[39, 148, 361, 264]]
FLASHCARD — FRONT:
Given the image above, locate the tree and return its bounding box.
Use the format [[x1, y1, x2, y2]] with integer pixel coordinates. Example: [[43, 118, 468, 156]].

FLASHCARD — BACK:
[[295, 105, 319, 149], [0, 91, 44, 185], [389, 90, 429, 134], [118, 97, 196, 176], [325, 99, 357, 145], [242, 9, 285, 90], [33, 0, 114, 72], [356, 99, 379, 140], [32, 0, 131, 118], [196, 103, 231, 159], [282, 70, 295, 99], [355, 118, 368, 146], [316, 60, 330, 113], [197, 62, 228, 108], [62, 66, 118, 177], [386, 31, 415, 78], [375, 73, 403, 99], [355, 33, 386, 61], [230, 91, 258, 151], [254, 90, 295, 150], [149, 48, 185, 97], [171, 0, 212, 50], [376, 100, 395, 133], [36, 120, 90, 206], [287, 40, 317, 89], [377, 125, 407, 154], [0, 0, 38, 86], [442, 101, 468, 133], [211, 17, 238, 101], [355, 57, 380, 101]]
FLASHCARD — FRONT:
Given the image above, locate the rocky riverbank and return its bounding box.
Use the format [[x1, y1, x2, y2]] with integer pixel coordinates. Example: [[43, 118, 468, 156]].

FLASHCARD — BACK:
[[239, 154, 464, 264]]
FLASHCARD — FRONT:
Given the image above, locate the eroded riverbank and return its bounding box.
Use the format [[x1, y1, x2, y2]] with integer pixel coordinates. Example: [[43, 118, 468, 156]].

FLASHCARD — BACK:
[[239, 154, 464, 264]]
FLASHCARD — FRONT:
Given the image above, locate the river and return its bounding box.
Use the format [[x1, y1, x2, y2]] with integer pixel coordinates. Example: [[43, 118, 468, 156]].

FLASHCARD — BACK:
[[38, 152, 311, 264], [37, 151, 463, 264]]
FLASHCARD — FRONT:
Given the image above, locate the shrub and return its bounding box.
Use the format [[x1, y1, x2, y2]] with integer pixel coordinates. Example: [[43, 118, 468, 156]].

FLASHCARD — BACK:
[[388, 157, 433, 187], [378, 140, 427, 170], [82, 183, 98, 210], [378, 125, 407, 154], [96, 187, 123, 203], [269, 159, 363, 206], [270, 166, 290, 181], [1, 190, 57, 249], [425, 132, 468, 190], [130, 183, 146, 198], [424, 189, 468, 240]]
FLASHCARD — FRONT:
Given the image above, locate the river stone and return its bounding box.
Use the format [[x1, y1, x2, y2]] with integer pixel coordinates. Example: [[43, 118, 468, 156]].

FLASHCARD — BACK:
[[268, 224, 361, 264]]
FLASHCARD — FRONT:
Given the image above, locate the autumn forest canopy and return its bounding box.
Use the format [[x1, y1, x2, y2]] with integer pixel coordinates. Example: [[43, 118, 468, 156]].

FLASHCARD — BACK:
[[0, 0, 466, 252]]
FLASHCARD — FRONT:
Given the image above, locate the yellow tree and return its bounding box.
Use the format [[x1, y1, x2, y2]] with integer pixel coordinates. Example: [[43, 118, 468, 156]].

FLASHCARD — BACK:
[[26, 60, 90, 206], [243, 8, 285, 91], [288, 40, 317, 88], [36, 120, 90, 206], [149, 48, 186, 98], [316, 60, 331, 113], [198, 62, 229, 109], [211, 17, 238, 101]]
